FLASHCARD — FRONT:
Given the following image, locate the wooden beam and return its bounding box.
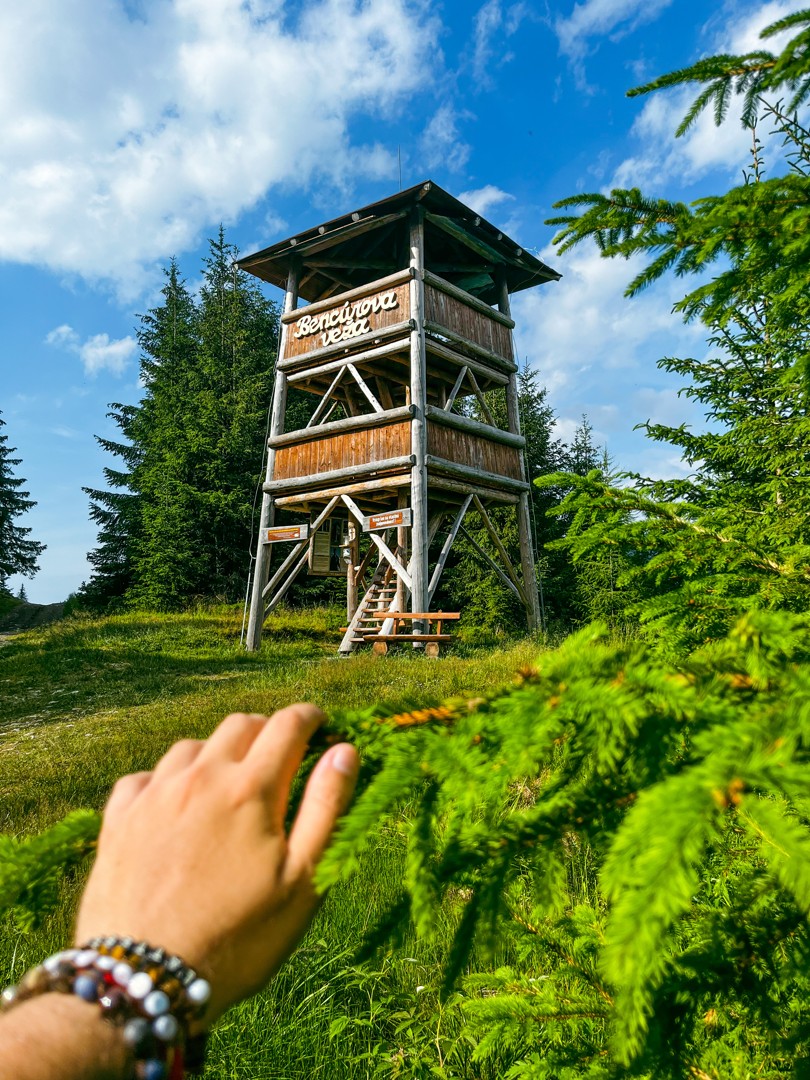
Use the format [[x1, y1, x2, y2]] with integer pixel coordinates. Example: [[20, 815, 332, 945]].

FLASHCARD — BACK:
[[274, 472, 411, 508], [341, 495, 412, 590], [246, 260, 299, 651], [466, 368, 497, 428], [264, 455, 414, 494], [472, 495, 527, 605], [424, 320, 513, 371], [444, 365, 468, 413], [306, 366, 346, 428], [428, 475, 519, 505], [270, 405, 414, 449], [425, 454, 530, 493], [423, 269, 514, 328], [428, 495, 472, 604], [376, 377, 395, 411], [347, 518, 360, 622], [460, 526, 523, 602], [426, 337, 512, 383], [261, 496, 340, 599], [286, 211, 408, 260], [281, 267, 413, 323], [498, 267, 542, 632], [409, 206, 429, 634], [425, 404, 524, 448], [286, 340, 410, 385], [347, 363, 384, 412], [266, 546, 312, 613], [305, 258, 398, 271], [425, 212, 520, 272]]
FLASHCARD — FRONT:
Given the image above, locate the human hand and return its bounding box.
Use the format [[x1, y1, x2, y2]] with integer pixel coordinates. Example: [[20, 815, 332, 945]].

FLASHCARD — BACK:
[[74, 705, 358, 1028]]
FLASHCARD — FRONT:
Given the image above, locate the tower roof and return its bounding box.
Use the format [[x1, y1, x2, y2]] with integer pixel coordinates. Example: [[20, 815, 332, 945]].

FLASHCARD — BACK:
[[237, 180, 560, 306]]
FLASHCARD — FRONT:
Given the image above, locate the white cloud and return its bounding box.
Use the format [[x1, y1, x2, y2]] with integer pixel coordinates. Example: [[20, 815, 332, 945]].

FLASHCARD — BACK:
[[511, 241, 705, 474], [513, 243, 701, 393], [610, 0, 806, 188], [45, 324, 137, 377], [471, 1, 529, 84], [419, 105, 471, 172], [0, 0, 439, 298], [555, 0, 673, 85], [458, 184, 515, 218], [632, 385, 703, 429]]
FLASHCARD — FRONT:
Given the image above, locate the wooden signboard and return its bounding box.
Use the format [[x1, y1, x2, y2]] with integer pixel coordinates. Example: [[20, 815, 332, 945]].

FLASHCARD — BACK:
[[283, 280, 411, 361], [264, 524, 309, 543], [363, 508, 412, 532]]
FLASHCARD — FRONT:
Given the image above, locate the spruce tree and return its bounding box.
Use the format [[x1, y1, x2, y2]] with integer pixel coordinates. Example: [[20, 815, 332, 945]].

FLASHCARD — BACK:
[[0, 411, 44, 593], [83, 238, 280, 609], [542, 9, 810, 649], [80, 403, 144, 608]]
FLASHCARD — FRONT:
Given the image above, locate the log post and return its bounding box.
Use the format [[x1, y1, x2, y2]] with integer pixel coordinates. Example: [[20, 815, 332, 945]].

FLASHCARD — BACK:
[[245, 261, 300, 651], [396, 488, 408, 612], [409, 208, 429, 635], [347, 518, 359, 622], [497, 267, 542, 633]]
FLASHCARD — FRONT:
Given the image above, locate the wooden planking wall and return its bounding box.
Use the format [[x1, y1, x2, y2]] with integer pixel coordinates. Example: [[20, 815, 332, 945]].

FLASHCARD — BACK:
[[284, 281, 411, 360], [424, 285, 513, 362], [274, 422, 411, 480], [427, 422, 522, 480]]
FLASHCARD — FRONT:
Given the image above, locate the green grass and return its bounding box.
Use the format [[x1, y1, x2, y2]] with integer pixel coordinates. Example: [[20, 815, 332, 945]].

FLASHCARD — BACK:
[[0, 605, 541, 1078]]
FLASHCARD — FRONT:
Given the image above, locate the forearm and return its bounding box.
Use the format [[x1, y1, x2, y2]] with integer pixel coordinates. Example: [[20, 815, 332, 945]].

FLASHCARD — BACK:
[[0, 993, 130, 1080]]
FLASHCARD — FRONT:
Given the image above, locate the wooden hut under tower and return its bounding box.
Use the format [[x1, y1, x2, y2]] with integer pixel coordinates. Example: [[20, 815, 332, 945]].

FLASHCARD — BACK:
[[240, 180, 560, 654]]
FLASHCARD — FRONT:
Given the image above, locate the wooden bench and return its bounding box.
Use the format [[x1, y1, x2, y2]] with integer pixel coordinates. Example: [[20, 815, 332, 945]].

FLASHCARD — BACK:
[[363, 612, 460, 657]]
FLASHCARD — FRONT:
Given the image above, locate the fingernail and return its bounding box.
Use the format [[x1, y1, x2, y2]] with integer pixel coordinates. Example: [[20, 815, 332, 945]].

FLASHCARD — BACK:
[[331, 744, 358, 776]]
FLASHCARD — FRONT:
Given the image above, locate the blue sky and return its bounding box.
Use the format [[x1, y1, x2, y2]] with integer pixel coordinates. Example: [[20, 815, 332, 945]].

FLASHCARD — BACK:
[[1, 0, 802, 603]]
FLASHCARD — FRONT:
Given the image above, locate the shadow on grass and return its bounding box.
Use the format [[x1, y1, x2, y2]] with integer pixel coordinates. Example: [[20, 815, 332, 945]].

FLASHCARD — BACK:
[[0, 611, 338, 736]]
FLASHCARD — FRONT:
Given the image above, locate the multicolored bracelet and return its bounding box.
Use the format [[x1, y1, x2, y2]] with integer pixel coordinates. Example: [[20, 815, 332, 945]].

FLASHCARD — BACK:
[[0, 936, 211, 1079]]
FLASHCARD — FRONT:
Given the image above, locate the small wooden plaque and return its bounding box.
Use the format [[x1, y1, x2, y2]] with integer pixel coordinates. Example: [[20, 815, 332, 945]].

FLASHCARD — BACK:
[[264, 525, 309, 543], [364, 508, 412, 532]]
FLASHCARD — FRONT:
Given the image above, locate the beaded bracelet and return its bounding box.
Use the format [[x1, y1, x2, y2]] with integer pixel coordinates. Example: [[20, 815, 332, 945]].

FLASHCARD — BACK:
[[0, 937, 211, 1080]]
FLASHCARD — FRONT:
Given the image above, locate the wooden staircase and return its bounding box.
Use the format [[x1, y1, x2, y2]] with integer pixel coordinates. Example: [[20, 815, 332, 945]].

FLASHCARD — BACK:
[[339, 561, 402, 654]]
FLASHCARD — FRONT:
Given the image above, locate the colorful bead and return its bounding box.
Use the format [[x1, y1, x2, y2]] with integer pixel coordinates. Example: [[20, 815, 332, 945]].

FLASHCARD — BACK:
[[143, 990, 171, 1017], [74, 974, 100, 1002], [113, 962, 134, 986], [74, 949, 99, 968], [152, 1013, 179, 1042], [186, 978, 211, 1006], [5, 937, 208, 1071], [137, 1059, 167, 1080], [122, 1016, 153, 1053], [128, 972, 154, 999]]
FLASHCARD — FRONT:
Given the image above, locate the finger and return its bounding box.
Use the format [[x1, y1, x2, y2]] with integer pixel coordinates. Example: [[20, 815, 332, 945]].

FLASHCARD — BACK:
[[244, 703, 325, 820], [286, 743, 359, 882], [152, 739, 205, 778], [196, 712, 271, 764], [102, 771, 152, 826]]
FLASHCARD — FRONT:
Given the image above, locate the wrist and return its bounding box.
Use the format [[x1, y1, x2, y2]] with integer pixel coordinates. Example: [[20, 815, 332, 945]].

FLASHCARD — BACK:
[[0, 992, 131, 1080], [2, 941, 211, 1079]]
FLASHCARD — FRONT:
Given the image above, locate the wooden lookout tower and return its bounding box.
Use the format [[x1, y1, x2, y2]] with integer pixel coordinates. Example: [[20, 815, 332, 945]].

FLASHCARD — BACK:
[[241, 181, 560, 654]]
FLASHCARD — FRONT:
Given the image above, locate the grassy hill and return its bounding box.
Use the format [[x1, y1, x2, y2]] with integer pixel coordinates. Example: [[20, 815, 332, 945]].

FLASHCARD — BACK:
[[0, 605, 540, 1078]]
